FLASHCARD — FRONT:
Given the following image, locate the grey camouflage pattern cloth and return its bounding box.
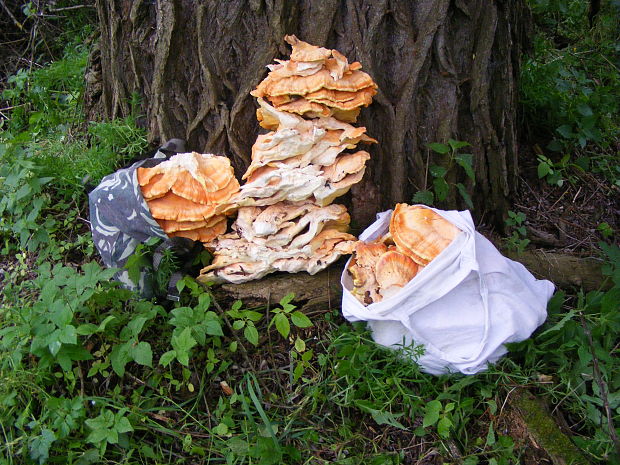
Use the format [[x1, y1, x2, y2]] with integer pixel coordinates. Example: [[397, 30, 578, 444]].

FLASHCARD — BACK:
[[88, 139, 186, 294]]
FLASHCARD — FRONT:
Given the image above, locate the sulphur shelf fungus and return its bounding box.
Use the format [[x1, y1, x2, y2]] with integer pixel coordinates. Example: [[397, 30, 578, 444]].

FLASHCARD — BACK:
[[137, 152, 240, 245], [347, 205, 461, 306], [252, 35, 378, 124], [197, 202, 357, 284], [233, 99, 375, 208]]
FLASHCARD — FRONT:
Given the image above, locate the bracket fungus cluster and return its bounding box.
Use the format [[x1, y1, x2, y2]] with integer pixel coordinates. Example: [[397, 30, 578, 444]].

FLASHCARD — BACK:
[[137, 152, 239, 244], [347, 204, 462, 305], [252, 35, 377, 124], [198, 201, 356, 283], [198, 36, 378, 284]]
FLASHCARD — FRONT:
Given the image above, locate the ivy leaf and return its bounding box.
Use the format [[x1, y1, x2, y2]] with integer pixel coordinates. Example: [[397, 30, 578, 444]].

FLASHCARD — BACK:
[[274, 313, 290, 339], [291, 311, 312, 328]]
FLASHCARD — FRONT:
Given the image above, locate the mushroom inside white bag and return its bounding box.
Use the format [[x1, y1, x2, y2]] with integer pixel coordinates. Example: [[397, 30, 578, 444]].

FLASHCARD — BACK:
[[341, 205, 555, 376]]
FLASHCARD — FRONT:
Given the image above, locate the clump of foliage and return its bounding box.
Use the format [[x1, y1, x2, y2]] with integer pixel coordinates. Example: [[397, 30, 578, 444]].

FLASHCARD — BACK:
[[521, 0, 619, 188]]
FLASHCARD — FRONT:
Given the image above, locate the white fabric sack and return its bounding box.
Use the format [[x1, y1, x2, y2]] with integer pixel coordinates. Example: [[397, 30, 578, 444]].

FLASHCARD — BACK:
[[341, 207, 555, 375]]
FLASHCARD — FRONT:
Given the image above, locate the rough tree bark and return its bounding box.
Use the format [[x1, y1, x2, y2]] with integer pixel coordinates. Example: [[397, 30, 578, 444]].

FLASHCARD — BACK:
[[87, 0, 529, 228]]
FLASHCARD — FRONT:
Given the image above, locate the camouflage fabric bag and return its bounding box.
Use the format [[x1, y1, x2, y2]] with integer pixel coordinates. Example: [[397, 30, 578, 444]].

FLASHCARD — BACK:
[[88, 139, 202, 298]]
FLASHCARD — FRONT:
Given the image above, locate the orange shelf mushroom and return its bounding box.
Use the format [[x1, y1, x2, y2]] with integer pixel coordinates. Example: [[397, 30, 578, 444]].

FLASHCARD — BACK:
[[138, 152, 240, 245], [347, 205, 461, 306], [252, 35, 377, 123]]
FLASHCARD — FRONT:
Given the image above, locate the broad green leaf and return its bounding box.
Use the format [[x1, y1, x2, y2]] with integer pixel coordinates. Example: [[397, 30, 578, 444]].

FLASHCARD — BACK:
[[279, 292, 295, 306], [294, 337, 306, 352], [423, 400, 441, 428], [455, 153, 475, 181], [131, 341, 153, 367], [50, 300, 73, 327], [121, 316, 149, 340], [538, 308, 578, 337], [29, 429, 56, 464], [448, 139, 470, 150], [433, 178, 449, 202], [204, 319, 224, 336], [274, 313, 290, 339], [546, 139, 563, 152], [114, 415, 134, 434], [354, 400, 406, 430], [110, 342, 132, 377], [576, 103, 593, 117], [244, 324, 259, 346], [428, 142, 450, 154], [370, 410, 406, 430], [58, 325, 77, 345], [233, 320, 245, 330], [556, 124, 573, 138], [159, 350, 176, 367], [537, 162, 551, 178], [291, 311, 312, 328], [293, 362, 304, 382], [48, 338, 62, 357], [437, 416, 452, 438], [486, 422, 496, 446], [429, 165, 448, 178], [412, 190, 434, 205], [244, 310, 263, 322], [172, 328, 197, 366], [456, 183, 474, 209]]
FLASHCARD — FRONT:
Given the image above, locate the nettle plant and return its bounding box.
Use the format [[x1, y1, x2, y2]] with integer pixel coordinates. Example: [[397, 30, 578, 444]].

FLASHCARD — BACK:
[[413, 139, 475, 209]]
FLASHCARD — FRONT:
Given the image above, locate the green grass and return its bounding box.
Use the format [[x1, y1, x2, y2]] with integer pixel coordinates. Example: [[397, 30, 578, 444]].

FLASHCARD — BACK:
[[0, 3, 619, 464]]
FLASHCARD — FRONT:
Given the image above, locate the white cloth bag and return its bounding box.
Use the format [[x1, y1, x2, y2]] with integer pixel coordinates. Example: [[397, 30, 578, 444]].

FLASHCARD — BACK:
[[341, 207, 555, 375]]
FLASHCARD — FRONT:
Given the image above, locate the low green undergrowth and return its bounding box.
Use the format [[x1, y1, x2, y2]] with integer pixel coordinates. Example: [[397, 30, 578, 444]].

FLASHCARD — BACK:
[[521, 0, 619, 188], [1, 2, 618, 464]]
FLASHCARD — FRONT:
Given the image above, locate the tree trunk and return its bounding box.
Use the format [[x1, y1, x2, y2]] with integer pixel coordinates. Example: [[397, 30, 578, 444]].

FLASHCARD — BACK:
[[88, 0, 528, 228]]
